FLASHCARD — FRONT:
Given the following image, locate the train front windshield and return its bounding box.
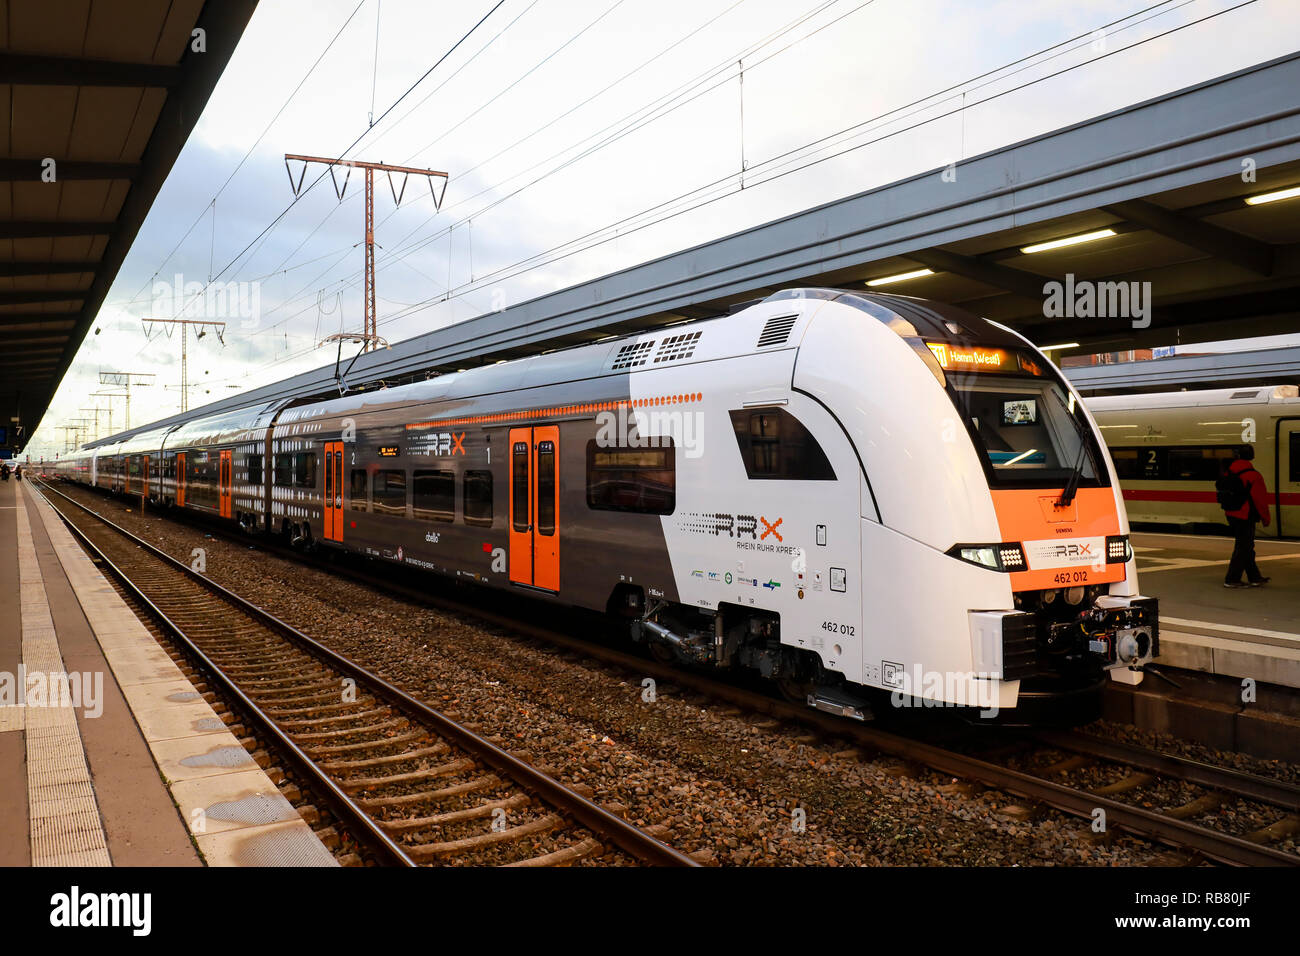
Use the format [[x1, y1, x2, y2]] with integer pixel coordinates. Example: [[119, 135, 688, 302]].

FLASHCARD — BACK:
[[926, 342, 1107, 489]]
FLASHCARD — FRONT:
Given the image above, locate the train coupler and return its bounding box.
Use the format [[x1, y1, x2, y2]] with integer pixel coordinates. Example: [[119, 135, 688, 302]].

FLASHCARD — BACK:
[[1055, 595, 1158, 681]]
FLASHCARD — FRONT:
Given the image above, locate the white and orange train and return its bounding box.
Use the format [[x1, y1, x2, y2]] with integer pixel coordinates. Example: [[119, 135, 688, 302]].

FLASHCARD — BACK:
[[51, 290, 1157, 722], [1089, 385, 1300, 537]]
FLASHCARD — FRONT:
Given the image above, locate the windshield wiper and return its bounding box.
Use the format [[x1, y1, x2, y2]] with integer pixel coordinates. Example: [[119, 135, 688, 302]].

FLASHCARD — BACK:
[[1049, 388, 1090, 506], [1058, 440, 1088, 506]]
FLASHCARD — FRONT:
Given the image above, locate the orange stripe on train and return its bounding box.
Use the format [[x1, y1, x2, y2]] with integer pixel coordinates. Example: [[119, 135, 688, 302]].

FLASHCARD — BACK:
[[403, 392, 704, 430]]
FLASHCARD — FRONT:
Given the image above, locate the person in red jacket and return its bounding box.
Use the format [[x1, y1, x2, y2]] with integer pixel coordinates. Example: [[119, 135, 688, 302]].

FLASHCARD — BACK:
[[1221, 446, 1271, 588]]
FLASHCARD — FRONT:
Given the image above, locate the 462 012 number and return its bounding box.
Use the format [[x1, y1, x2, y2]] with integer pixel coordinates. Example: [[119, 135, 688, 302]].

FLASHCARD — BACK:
[[1052, 570, 1089, 584]]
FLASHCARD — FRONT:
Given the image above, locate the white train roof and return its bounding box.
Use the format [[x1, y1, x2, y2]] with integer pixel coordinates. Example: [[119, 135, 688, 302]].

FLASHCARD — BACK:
[[1088, 384, 1299, 411]]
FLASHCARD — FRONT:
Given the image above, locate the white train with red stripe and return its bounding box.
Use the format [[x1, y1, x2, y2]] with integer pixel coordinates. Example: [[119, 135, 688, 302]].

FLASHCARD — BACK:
[[1089, 385, 1300, 537]]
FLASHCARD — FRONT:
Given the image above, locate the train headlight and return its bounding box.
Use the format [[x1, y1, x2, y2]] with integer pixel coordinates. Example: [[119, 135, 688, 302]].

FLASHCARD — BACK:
[[997, 545, 1028, 572], [948, 543, 1027, 572], [1105, 534, 1131, 563], [959, 546, 1000, 569]]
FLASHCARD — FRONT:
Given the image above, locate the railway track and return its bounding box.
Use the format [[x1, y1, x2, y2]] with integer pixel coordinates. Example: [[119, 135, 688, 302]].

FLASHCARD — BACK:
[[33, 480, 696, 868], [1021, 729, 1300, 850], [44, 479, 1300, 867]]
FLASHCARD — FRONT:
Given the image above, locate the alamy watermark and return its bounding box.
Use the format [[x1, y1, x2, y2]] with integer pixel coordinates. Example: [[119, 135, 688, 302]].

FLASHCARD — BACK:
[[151, 273, 261, 329], [0, 667, 104, 718], [595, 404, 704, 458], [887, 665, 1001, 718], [1042, 273, 1151, 329]]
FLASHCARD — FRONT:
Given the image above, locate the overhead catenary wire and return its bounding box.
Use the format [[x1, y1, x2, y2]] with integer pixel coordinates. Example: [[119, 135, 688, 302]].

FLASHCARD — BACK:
[[153, 0, 1253, 397], [115, 0, 372, 312], [192, 0, 1193, 377], [373, 0, 1242, 322], [140, 0, 508, 340], [211, 0, 846, 347], [195, 0, 1214, 391]]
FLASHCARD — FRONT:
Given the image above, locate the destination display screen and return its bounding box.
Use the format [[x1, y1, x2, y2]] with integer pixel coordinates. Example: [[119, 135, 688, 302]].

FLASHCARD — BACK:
[[378, 445, 400, 457], [926, 342, 1047, 377]]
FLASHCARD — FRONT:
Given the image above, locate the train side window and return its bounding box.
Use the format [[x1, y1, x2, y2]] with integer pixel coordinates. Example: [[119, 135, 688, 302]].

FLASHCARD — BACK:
[[728, 407, 836, 480], [537, 440, 556, 535], [586, 440, 675, 514], [247, 454, 264, 482], [413, 470, 455, 522], [350, 469, 368, 512], [373, 469, 407, 516], [294, 452, 317, 488], [1110, 447, 1163, 479], [1291, 433, 1300, 483], [274, 453, 292, 486], [464, 470, 493, 527], [1165, 446, 1235, 481], [1110, 448, 1139, 480], [512, 441, 530, 531]]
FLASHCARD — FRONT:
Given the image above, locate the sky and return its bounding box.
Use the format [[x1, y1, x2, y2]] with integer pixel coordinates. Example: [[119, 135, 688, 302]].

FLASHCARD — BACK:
[[28, 0, 1300, 457]]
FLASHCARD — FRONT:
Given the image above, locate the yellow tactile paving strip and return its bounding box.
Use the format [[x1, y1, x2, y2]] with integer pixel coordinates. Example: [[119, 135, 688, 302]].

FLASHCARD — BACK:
[[24, 483, 337, 867], [15, 496, 113, 867]]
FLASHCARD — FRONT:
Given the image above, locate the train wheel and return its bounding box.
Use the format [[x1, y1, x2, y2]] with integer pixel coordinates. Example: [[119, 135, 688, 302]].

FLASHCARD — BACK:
[[776, 675, 814, 705], [647, 640, 677, 665]]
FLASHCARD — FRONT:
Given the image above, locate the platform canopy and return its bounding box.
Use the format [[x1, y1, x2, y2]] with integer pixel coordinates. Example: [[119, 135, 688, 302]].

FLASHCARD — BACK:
[[0, 0, 258, 454]]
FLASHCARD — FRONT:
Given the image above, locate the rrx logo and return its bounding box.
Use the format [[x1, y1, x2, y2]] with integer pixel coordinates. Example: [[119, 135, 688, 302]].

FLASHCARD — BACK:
[[1050, 543, 1093, 558], [708, 513, 784, 541], [426, 432, 466, 456]]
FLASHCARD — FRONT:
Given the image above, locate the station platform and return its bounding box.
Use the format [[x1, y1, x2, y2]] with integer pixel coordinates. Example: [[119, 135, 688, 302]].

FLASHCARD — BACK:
[[1132, 531, 1300, 690], [0, 477, 336, 867]]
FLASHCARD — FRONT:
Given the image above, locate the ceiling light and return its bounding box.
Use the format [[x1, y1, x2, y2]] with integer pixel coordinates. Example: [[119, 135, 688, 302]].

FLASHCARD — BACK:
[[1244, 185, 1300, 205], [1038, 342, 1080, 351], [865, 268, 934, 287], [1020, 228, 1116, 254]]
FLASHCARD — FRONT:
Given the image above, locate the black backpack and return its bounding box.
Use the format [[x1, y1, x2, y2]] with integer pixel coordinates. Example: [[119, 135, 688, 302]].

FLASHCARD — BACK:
[[1216, 468, 1249, 512]]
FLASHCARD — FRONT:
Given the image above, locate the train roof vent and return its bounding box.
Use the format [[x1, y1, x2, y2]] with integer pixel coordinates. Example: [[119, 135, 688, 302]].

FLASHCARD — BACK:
[[611, 340, 655, 370], [756, 314, 798, 348], [1230, 389, 1263, 399], [653, 331, 702, 364]]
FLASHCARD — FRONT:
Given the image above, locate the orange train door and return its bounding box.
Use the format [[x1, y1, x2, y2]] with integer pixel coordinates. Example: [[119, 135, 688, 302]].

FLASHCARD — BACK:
[[176, 453, 186, 507], [507, 426, 560, 591], [323, 441, 344, 542], [218, 450, 233, 518], [533, 426, 560, 591]]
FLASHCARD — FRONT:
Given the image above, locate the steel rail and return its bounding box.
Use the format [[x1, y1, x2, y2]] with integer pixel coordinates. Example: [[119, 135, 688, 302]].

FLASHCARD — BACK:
[[281, 534, 1300, 866], [36, 480, 696, 868], [33, 482, 416, 867], [1036, 729, 1300, 812], [45, 479, 1299, 867]]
